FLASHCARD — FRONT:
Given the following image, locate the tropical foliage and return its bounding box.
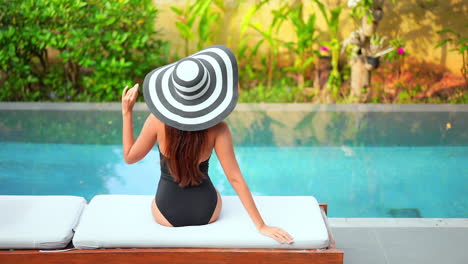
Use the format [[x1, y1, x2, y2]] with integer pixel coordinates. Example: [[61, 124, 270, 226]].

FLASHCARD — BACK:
[[436, 27, 468, 90], [0, 0, 465, 103], [170, 0, 224, 56], [0, 0, 169, 101]]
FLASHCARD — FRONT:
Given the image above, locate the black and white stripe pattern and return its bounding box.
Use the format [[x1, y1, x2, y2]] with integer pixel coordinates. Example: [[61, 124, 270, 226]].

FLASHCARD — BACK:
[[143, 45, 239, 131]]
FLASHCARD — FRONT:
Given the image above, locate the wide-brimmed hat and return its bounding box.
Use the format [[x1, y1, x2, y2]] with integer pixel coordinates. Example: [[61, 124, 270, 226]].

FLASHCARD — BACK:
[[143, 44, 238, 131]]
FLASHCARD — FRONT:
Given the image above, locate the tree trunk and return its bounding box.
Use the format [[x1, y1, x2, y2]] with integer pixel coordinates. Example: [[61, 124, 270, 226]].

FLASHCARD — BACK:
[[350, 1, 385, 102], [267, 50, 273, 89], [313, 58, 320, 95], [350, 56, 370, 99]]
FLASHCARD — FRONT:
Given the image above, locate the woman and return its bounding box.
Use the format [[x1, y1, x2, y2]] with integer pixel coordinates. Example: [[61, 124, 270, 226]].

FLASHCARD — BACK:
[[121, 45, 294, 245]]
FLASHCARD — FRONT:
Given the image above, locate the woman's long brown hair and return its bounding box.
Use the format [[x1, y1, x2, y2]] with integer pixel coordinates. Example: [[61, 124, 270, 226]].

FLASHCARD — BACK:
[[163, 124, 208, 188]]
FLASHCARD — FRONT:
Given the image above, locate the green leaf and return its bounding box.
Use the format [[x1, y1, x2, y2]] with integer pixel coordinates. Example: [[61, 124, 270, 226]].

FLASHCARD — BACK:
[[303, 56, 315, 68], [252, 39, 265, 54], [240, 0, 268, 35], [312, 0, 329, 26], [435, 39, 451, 48], [212, 0, 225, 11], [437, 28, 458, 36], [175, 21, 193, 40], [187, 0, 211, 27], [459, 45, 468, 53], [457, 37, 468, 45], [170, 6, 183, 16]]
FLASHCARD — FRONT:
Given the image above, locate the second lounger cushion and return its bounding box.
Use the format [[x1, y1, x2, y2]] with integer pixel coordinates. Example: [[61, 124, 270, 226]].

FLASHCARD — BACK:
[[0, 195, 87, 249], [72, 195, 329, 249]]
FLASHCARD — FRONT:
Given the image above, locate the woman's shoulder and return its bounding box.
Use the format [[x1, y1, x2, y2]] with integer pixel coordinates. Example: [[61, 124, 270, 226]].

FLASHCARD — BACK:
[[209, 121, 231, 142], [211, 121, 229, 134], [147, 113, 164, 127]]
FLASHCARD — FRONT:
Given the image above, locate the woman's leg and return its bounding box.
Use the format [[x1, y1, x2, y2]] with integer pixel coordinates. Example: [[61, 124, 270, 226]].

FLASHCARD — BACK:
[[208, 189, 222, 224], [151, 197, 174, 227]]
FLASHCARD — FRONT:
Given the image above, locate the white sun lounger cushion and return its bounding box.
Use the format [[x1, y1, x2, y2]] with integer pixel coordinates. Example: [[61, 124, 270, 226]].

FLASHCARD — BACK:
[[0, 195, 86, 249], [72, 195, 329, 249]]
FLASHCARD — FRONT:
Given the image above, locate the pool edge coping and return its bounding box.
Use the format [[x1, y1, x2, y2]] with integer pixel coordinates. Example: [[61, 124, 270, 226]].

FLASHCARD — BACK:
[[329, 218, 468, 228], [1, 102, 468, 112]]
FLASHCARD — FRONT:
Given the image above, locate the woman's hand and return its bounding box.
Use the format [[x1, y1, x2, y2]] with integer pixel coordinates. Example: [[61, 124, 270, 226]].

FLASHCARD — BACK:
[[258, 224, 294, 244], [122, 83, 139, 115]]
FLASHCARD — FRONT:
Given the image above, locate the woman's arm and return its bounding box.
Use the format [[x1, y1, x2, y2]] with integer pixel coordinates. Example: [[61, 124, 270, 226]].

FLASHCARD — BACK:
[[214, 122, 294, 244], [214, 121, 265, 229], [122, 83, 158, 164]]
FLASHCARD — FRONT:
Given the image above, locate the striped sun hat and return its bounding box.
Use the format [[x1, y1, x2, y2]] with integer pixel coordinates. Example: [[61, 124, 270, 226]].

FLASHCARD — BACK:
[[142, 45, 239, 131]]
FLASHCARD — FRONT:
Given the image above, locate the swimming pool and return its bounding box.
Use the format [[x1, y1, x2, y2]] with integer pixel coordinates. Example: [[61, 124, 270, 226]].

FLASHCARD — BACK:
[[1, 103, 467, 218]]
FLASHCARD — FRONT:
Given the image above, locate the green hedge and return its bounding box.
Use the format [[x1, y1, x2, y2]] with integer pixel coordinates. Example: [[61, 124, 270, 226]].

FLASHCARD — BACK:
[[0, 0, 169, 101]]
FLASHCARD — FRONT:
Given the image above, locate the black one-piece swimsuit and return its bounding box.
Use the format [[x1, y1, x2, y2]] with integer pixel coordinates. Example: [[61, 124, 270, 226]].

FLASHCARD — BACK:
[[155, 148, 218, 227]]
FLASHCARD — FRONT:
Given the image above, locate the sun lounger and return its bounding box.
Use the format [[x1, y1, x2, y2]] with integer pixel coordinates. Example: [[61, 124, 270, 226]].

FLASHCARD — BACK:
[[73, 195, 329, 249], [0, 195, 86, 249], [0, 195, 343, 264]]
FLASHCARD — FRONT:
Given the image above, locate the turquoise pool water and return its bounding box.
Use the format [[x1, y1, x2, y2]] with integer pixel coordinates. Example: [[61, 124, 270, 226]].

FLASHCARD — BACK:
[[0, 105, 467, 217]]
